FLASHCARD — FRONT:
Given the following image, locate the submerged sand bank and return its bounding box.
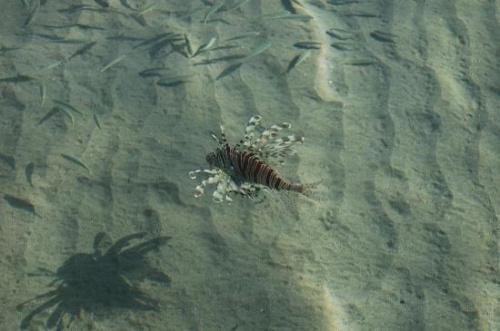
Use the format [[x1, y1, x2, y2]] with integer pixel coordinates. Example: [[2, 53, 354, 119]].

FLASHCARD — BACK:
[[0, 0, 498, 330]]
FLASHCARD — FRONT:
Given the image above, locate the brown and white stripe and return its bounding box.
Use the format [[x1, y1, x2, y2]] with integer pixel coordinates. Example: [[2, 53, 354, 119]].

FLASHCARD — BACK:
[[206, 146, 304, 193]]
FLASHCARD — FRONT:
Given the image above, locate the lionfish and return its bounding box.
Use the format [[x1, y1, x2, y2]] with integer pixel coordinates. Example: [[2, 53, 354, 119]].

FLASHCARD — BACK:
[[189, 115, 311, 203]]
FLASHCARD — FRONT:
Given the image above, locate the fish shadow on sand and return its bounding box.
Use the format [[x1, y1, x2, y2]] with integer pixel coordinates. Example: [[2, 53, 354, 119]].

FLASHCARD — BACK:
[[17, 232, 171, 330]]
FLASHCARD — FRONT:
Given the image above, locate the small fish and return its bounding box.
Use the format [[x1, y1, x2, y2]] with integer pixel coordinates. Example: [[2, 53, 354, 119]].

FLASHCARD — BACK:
[[40, 61, 64, 72], [226, 0, 250, 11], [25, 162, 34, 187], [74, 24, 106, 31], [343, 10, 380, 18], [57, 5, 95, 13], [157, 74, 192, 87], [216, 62, 243, 80], [330, 41, 356, 51], [224, 31, 260, 42], [38, 107, 59, 125], [267, 13, 313, 21], [136, 4, 158, 17], [39, 83, 46, 107], [0, 74, 34, 83], [329, 0, 360, 4], [100, 55, 126, 72], [41, 24, 105, 30], [4, 194, 36, 215], [93, 113, 102, 130], [61, 153, 91, 173], [139, 67, 171, 77], [293, 41, 321, 49], [148, 39, 174, 59], [52, 100, 83, 115], [204, 0, 227, 23], [24, 0, 40, 28], [326, 30, 358, 40], [286, 50, 311, 73], [33, 33, 66, 41], [211, 45, 240, 51], [193, 54, 245, 65], [241, 42, 272, 61], [68, 41, 97, 60], [329, 27, 358, 33], [184, 34, 193, 57], [191, 37, 217, 57], [57, 106, 75, 128], [344, 57, 378, 66], [255, 10, 288, 19], [133, 15, 148, 27], [51, 39, 88, 44], [370, 30, 397, 43], [0, 46, 21, 55]]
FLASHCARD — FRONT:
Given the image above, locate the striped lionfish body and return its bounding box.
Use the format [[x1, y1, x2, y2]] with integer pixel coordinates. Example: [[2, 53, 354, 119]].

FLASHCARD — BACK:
[[189, 115, 307, 203]]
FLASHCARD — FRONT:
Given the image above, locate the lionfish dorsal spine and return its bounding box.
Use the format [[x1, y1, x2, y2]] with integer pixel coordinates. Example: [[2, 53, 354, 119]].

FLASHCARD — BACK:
[[190, 116, 309, 203]]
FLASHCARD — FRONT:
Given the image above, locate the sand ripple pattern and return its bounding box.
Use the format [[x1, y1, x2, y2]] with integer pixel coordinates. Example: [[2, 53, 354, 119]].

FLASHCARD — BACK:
[[0, 0, 498, 330]]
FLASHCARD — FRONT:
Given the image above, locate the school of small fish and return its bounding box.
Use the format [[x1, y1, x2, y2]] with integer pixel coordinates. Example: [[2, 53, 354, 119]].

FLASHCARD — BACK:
[[0, 0, 395, 328], [0, 0, 390, 209]]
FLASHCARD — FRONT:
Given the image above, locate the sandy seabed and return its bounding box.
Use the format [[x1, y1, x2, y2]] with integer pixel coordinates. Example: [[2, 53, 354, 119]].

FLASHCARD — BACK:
[[0, 0, 499, 330]]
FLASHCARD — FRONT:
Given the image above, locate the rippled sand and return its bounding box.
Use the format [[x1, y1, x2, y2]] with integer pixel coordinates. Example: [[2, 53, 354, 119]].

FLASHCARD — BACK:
[[0, 0, 498, 330]]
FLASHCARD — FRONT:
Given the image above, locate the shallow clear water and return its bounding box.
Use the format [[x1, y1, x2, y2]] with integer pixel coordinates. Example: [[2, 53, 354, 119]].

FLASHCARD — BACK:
[[0, 0, 499, 330]]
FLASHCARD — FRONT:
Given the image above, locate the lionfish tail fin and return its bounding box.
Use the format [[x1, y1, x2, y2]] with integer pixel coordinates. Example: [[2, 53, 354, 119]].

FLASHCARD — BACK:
[[298, 181, 328, 202]]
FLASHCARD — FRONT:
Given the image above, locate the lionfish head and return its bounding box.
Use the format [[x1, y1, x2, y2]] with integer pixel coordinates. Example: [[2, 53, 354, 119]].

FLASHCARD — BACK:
[[205, 151, 217, 167]]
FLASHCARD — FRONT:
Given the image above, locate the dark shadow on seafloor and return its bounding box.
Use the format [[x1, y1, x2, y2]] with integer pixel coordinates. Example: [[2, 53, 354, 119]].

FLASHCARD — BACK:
[[17, 232, 171, 330]]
